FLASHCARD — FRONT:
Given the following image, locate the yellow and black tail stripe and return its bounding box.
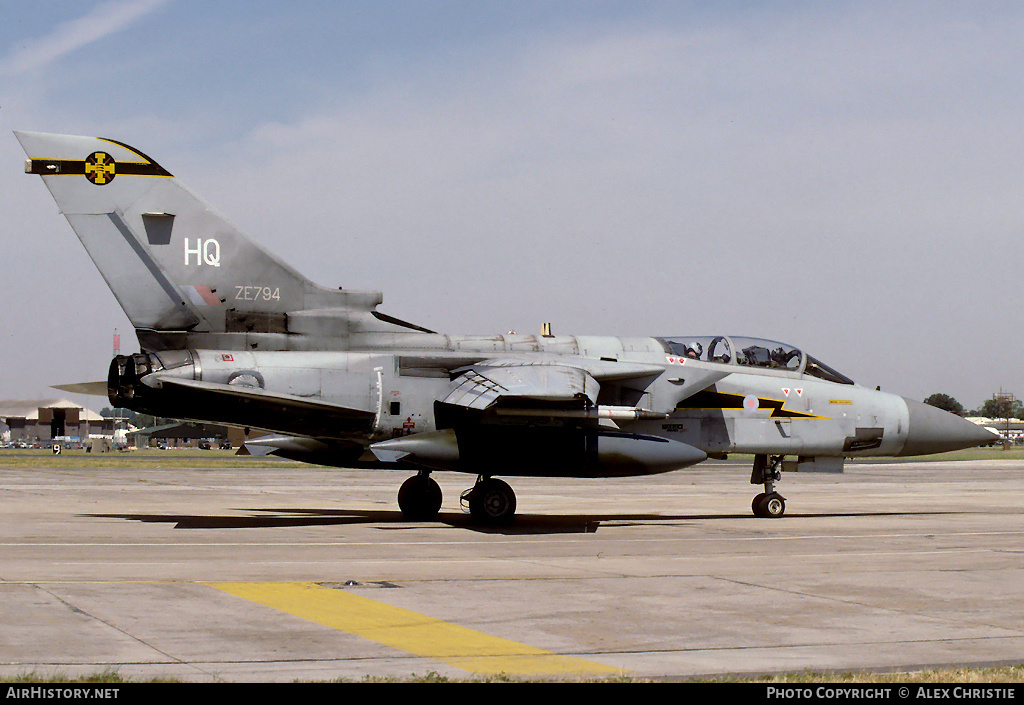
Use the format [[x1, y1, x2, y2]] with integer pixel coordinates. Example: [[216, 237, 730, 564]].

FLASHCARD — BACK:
[[25, 138, 172, 184], [676, 390, 828, 419]]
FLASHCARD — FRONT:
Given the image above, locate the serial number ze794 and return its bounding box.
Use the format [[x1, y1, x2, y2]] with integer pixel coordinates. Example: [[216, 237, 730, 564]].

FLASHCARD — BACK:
[[234, 286, 281, 301]]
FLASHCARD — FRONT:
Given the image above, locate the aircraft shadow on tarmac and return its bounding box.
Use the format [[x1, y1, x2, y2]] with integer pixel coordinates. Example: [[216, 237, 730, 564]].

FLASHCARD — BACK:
[[81, 508, 960, 535]]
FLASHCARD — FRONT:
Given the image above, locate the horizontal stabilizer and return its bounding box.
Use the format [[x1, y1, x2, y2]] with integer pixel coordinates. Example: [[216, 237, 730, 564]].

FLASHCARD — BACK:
[[143, 375, 375, 439], [150, 376, 373, 417]]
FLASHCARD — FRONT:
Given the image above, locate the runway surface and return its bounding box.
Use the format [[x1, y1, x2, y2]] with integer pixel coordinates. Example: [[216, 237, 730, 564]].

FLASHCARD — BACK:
[[1, 456, 1023, 682]]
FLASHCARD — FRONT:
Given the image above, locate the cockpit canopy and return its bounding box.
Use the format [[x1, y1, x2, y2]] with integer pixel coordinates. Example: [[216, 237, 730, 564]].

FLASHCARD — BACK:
[[657, 336, 854, 385]]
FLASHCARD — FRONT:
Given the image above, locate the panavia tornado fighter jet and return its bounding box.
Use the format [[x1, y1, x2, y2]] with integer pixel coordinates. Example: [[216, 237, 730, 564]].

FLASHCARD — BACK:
[[16, 131, 997, 525]]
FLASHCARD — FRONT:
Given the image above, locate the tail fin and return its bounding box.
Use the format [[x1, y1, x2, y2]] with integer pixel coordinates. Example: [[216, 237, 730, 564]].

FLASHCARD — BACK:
[[16, 131, 391, 349]]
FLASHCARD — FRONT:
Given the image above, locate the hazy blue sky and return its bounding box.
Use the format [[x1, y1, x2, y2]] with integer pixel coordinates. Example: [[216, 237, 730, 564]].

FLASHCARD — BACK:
[[1, 1, 1021, 410]]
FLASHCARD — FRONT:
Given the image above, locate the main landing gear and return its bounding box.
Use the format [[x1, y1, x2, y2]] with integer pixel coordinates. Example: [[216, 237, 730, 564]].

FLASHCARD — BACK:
[[461, 476, 517, 526], [750, 453, 786, 518], [397, 472, 518, 526], [397, 471, 442, 521]]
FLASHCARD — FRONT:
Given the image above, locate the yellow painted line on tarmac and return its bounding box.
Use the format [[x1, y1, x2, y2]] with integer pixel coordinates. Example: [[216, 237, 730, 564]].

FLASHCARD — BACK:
[[207, 581, 623, 677]]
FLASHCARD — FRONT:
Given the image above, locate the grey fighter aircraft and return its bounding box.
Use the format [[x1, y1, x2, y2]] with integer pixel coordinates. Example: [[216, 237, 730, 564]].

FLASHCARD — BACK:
[[16, 131, 997, 525]]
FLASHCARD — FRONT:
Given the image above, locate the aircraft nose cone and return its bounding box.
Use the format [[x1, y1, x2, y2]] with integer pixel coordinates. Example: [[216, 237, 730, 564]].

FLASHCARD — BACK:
[[898, 398, 999, 456]]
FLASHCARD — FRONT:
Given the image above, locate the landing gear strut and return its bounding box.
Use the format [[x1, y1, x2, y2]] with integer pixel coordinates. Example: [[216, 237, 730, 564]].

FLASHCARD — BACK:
[[750, 454, 786, 518], [398, 471, 443, 521], [461, 476, 517, 526]]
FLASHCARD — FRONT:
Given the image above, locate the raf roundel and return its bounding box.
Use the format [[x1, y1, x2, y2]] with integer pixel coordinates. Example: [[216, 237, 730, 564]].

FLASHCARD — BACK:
[[84, 151, 116, 185]]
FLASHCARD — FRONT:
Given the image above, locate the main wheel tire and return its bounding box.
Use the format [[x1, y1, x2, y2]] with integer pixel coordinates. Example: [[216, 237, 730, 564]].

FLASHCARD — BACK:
[[398, 475, 443, 521], [468, 478, 517, 526]]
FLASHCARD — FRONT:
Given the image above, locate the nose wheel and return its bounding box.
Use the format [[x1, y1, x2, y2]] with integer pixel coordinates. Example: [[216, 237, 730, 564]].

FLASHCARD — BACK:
[[750, 454, 786, 518], [752, 491, 786, 518]]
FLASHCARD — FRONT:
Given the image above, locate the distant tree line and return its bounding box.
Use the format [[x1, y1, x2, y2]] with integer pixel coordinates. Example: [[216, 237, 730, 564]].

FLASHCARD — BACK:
[[923, 394, 1023, 419]]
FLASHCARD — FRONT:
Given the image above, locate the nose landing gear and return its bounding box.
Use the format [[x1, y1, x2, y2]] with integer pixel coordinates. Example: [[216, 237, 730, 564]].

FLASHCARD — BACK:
[[751, 454, 786, 518]]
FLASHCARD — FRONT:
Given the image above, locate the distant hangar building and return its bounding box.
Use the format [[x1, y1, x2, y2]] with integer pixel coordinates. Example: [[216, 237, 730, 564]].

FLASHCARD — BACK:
[[0, 399, 113, 442]]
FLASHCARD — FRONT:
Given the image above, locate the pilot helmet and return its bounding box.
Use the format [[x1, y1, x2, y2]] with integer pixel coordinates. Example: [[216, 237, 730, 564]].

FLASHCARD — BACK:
[[689, 341, 703, 356]]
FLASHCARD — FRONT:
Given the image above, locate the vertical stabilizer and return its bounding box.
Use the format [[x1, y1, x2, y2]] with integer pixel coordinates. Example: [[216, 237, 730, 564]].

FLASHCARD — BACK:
[[16, 131, 361, 338]]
